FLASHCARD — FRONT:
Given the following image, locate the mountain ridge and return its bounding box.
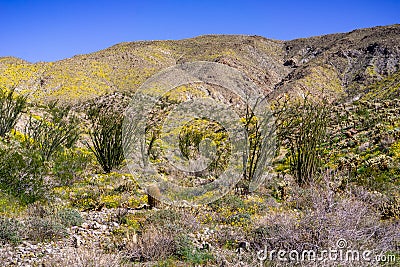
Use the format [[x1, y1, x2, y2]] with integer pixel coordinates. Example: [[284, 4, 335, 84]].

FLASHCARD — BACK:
[[0, 24, 399, 104]]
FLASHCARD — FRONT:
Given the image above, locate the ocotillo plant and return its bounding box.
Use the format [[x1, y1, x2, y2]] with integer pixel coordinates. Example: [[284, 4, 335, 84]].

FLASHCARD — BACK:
[[0, 87, 26, 137], [86, 105, 124, 173], [273, 93, 330, 185]]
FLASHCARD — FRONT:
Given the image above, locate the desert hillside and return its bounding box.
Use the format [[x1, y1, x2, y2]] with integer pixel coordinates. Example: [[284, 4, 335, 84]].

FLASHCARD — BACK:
[[0, 25, 399, 266], [1, 24, 399, 104]]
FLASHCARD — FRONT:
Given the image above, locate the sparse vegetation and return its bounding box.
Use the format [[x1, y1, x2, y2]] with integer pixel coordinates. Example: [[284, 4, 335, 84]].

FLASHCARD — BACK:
[[0, 87, 26, 137], [22, 101, 80, 162], [0, 26, 399, 266], [0, 136, 47, 204], [0, 217, 21, 245], [86, 105, 124, 173], [274, 93, 330, 185]]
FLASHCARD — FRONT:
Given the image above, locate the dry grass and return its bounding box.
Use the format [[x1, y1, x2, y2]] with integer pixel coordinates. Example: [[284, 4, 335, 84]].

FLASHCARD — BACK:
[[250, 173, 399, 266], [42, 247, 124, 267]]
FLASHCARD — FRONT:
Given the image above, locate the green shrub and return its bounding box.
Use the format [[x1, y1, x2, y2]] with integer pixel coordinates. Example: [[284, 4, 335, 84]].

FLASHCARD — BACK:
[[154, 259, 176, 267], [146, 209, 183, 230], [0, 87, 26, 137], [52, 148, 92, 186], [57, 208, 83, 227], [0, 139, 47, 204], [86, 106, 124, 173], [145, 209, 200, 235], [178, 118, 230, 175], [0, 216, 21, 245], [175, 234, 214, 264], [273, 94, 330, 185], [25, 217, 67, 242], [23, 102, 80, 162], [209, 193, 245, 212], [227, 213, 251, 226], [0, 192, 25, 216]]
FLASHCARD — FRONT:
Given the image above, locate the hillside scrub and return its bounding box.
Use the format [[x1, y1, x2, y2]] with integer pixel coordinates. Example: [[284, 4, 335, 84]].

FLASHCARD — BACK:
[[273, 93, 330, 185], [0, 26, 399, 266], [0, 87, 26, 137], [22, 102, 80, 162], [86, 105, 125, 173]]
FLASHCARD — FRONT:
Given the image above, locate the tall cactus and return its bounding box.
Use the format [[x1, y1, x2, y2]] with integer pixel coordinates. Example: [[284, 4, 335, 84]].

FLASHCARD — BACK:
[[274, 93, 330, 185], [0, 87, 26, 137]]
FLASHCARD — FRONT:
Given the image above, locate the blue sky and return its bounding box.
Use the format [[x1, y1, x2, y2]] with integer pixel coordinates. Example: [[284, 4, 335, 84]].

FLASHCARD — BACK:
[[0, 0, 399, 62]]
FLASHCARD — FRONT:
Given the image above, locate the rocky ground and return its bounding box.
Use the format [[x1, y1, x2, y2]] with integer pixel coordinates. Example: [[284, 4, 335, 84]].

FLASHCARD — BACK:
[[0, 209, 119, 266]]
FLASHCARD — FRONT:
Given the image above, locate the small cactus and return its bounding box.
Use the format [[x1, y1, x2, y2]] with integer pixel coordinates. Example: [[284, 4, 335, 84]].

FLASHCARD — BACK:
[[147, 184, 161, 209]]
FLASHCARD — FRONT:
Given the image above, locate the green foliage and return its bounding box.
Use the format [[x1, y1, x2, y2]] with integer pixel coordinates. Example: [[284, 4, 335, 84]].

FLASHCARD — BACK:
[[0, 192, 25, 216], [242, 103, 263, 187], [23, 204, 72, 242], [226, 212, 251, 226], [178, 118, 230, 175], [146, 209, 183, 230], [23, 102, 80, 161], [53, 173, 143, 211], [0, 137, 47, 204], [145, 209, 200, 235], [52, 148, 92, 186], [364, 69, 400, 100], [252, 226, 270, 250], [274, 94, 330, 185], [25, 217, 67, 242], [209, 193, 245, 211], [327, 99, 400, 194], [0, 216, 21, 245], [0, 87, 26, 137], [86, 106, 124, 173], [154, 258, 176, 267], [175, 234, 214, 264], [57, 208, 83, 227]]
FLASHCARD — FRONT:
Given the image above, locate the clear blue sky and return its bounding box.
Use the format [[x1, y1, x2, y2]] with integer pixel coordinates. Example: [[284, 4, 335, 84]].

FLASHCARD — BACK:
[[0, 0, 399, 63]]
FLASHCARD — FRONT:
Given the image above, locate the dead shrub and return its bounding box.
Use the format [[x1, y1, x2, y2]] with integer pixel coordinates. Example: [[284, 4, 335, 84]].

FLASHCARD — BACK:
[[42, 247, 123, 267], [251, 174, 399, 263], [125, 225, 176, 262]]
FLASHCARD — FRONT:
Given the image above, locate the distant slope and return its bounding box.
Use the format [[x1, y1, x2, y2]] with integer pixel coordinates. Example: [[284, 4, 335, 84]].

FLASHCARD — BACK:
[[0, 24, 399, 105]]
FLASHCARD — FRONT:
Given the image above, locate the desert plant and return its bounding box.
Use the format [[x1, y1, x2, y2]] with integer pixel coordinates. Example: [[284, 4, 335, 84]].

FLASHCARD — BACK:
[[52, 148, 92, 186], [57, 208, 84, 227], [209, 193, 245, 212], [145, 208, 200, 235], [42, 247, 123, 267], [242, 102, 263, 188], [273, 93, 330, 185], [147, 184, 161, 208], [0, 216, 21, 245], [251, 177, 400, 265], [23, 101, 80, 161], [178, 118, 230, 176], [126, 225, 176, 262], [25, 217, 67, 242], [0, 87, 27, 137], [175, 234, 214, 264], [0, 138, 47, 204], [86, 106, 124, 173], [236, 97, 276, 195]]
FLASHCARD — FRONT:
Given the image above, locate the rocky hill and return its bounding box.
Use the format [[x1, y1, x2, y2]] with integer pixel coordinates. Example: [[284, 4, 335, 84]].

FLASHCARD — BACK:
[[0, 24, 399, 267], [1, 24, 399, 105]]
